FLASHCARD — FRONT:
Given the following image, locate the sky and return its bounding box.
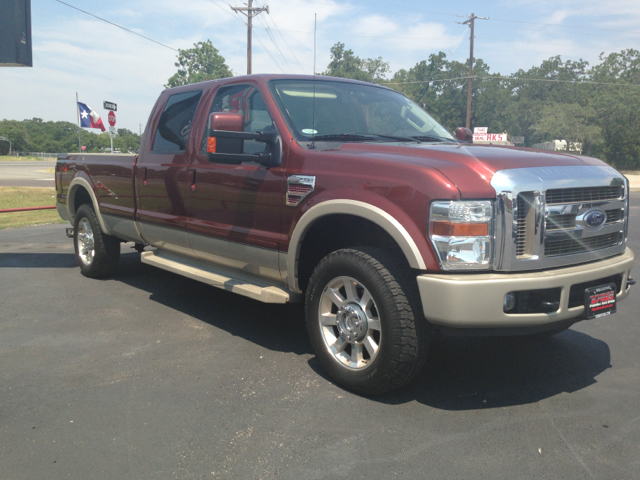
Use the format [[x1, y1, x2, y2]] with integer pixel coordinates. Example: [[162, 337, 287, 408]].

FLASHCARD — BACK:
[[2, 0, 640, 134]]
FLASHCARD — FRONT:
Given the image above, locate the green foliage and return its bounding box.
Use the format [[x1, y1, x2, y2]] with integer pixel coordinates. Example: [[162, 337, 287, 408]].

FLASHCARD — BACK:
[[165, 40, 233, 88], [373, 49, 639, 169], [0, 118, 141, 154], [322, 42, 390, 83]]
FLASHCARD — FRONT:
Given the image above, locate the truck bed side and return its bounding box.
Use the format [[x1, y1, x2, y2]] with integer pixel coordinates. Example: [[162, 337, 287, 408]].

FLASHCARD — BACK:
[[56, 153, 138, 222]]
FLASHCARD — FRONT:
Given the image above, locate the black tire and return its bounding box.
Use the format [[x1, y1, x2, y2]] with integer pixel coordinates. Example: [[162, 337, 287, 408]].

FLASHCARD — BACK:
[[73, 204, 120, 278], [305, 247, 429, 395]]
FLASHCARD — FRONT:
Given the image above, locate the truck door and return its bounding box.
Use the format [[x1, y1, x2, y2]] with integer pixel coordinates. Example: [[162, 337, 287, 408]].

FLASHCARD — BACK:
[[184, 83, 284, 282], [135, 90, 203, 255]]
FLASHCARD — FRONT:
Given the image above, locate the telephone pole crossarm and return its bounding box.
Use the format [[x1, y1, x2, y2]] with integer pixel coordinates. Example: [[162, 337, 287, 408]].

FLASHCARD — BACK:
[[231, 0, 269, 74]]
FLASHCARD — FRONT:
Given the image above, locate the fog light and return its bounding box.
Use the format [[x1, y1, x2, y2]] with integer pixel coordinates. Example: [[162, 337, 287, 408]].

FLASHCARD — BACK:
[[504, 292, 516, 312]]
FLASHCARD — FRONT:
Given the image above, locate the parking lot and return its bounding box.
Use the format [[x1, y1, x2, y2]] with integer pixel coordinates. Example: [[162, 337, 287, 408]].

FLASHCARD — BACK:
[[1, 194, 639, 479]]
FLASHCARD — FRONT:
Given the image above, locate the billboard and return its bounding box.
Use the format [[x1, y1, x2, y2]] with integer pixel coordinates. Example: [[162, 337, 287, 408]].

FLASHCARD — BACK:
[[0, 0, 32, 67]]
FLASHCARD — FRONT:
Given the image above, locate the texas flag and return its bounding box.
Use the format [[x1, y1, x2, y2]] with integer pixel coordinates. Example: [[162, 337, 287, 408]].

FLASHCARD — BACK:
[[78, 102, 106, 132]]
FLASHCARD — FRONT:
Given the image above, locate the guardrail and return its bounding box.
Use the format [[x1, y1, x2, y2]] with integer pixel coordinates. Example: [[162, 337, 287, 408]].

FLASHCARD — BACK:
[[0, 206, 56, 213]]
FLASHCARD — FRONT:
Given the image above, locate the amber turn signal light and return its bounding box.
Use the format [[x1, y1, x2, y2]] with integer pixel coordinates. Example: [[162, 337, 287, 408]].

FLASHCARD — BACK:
[[431, 221, 489, 236], [206, 137, 217, 153]]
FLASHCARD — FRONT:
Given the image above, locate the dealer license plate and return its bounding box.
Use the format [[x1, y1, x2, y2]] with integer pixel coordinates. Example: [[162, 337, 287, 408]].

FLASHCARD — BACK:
[[584, 283, 617, 319]]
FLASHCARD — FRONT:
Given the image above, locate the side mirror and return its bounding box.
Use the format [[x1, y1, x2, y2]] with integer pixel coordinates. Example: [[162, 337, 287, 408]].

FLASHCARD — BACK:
[[206, 112, 281, 167], [456, 127, 473, 143]]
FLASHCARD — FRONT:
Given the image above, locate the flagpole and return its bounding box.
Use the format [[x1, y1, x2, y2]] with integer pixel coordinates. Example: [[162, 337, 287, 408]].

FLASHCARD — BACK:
[[76, 92, 81, 152]]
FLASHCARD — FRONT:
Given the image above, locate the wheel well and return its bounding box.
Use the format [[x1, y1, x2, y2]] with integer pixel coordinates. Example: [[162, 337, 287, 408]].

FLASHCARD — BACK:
[[297, 214, 411, 291], [71, 186, 92, 217]]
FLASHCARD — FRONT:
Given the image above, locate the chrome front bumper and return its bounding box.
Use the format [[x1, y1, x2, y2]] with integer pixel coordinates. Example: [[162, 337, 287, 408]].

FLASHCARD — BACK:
[[417, 248, 634, 328]]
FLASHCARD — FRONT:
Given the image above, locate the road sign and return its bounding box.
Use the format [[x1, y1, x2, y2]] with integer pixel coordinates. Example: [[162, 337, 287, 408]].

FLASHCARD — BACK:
[[109, 126, 117, 135], [512, 136, 525, 144], [108, 111, 116, 127], [104, 101, 117, 111]]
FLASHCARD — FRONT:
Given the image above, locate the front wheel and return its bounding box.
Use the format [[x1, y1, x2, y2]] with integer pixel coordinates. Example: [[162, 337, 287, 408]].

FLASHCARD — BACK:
[[73, 204, 120, 278], [305, 247, 429, 395]]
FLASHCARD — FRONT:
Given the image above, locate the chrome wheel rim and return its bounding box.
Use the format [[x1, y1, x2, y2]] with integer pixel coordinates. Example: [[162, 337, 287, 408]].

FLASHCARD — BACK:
[[77, 218, 95, 266], [318, 276, 381, 370]]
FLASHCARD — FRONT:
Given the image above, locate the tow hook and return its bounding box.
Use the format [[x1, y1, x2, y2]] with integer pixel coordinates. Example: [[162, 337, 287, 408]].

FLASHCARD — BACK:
[[627, 278, 636, 288], [66, 228, 74, 238]]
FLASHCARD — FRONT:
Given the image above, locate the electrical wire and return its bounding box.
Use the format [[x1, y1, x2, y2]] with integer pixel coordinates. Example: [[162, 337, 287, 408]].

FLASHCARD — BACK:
[[255, 0, 306, 74], [54, 0, 178, 51], [301, 0, 640, 39], [384, 75, 640, 87], [256, 10, 295, 73]]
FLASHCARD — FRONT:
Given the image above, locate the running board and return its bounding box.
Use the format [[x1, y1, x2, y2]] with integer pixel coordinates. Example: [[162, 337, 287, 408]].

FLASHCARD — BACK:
[[140, 250, 296, 304]]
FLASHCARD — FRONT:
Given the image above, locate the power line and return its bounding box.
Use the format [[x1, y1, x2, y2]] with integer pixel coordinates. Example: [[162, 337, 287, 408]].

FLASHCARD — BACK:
[[255, 0, 306, 74], [252, 30, 287, 73], [256, 10, 295, 73], [384, 76, 640, 87], [54, 0, 178, 51], [301, 0, 640, 39]]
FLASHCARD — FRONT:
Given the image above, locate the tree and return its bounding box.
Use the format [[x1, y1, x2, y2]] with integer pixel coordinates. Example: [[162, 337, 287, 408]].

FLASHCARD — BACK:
[[165, 40, 232, 88], [533, 103, 602, 154], [322, 42, 389, 83]]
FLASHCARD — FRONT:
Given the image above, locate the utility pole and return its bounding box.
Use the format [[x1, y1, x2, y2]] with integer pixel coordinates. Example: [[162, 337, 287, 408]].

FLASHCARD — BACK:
[[457, 13, 488, 129], [231, 0, 269, 74]]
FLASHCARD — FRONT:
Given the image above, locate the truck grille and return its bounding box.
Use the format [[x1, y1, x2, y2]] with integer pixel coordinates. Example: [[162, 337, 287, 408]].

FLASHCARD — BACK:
[[516, 195, 527, 256], [545, 185, 623, 204], [545, 232, 622, 257], [492, 166, 628, 271]]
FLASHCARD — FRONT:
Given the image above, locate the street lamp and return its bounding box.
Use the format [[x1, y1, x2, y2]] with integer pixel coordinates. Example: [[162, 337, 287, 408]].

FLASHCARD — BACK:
[[0, 136, 11, 155]]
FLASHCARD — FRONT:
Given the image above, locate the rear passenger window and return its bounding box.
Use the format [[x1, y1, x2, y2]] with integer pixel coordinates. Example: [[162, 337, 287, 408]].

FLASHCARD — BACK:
[[152, 90, 202, 153], [201, 85, 276, 155]]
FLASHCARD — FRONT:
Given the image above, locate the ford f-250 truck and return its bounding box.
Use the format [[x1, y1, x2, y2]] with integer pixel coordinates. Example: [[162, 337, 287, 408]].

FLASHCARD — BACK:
[[56, 74, 635, 395]]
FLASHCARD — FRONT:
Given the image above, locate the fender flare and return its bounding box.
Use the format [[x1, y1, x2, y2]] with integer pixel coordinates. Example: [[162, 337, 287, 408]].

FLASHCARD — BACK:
[[67, 176, 112, 235], [287, 199, 427, 293]]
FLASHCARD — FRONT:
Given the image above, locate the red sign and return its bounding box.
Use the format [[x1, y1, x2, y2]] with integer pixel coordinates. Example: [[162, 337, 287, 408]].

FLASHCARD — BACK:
[[81, 146, 86, 151], [108, 111, 116, 127]]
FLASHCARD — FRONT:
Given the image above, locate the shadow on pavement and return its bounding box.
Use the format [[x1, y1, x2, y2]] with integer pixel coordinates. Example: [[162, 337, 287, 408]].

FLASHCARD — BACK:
[[371, 330, 611, 410], [114, 252, 312, 356]]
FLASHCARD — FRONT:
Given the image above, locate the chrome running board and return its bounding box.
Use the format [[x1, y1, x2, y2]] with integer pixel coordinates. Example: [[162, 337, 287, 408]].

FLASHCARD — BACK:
[[141, 249, 297, 304]]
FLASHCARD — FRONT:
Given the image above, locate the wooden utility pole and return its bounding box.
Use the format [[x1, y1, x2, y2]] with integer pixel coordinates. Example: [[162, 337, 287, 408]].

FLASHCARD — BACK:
[[457, 13, 488, 129], [231, 0, 269, 74]]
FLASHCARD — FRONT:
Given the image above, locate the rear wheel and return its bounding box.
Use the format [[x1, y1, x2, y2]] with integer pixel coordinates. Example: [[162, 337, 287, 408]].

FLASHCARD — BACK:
[[73, 204, 120, 278], [305, 247, 429, 395]]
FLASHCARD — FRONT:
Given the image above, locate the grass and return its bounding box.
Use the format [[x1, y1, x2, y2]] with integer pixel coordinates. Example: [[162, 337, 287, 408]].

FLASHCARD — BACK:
[[0, 155, 56, 162], [0, 187, 66, 230]]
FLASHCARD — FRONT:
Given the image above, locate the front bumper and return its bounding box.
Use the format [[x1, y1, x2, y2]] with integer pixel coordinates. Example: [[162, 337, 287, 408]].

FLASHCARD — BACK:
[[416, 248, 634, 328]]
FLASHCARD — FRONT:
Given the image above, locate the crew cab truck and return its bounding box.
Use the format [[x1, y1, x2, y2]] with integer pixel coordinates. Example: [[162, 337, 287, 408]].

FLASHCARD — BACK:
[[56, 75, 635, 395]]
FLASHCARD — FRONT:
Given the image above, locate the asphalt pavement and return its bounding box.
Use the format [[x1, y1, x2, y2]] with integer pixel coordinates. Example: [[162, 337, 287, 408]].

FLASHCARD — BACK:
[[0, 161, 56, 187], [0, 194, 639, 479]]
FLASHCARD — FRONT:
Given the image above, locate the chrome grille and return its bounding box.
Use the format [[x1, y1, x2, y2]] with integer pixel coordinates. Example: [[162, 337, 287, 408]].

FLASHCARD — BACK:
[[606, 209, 622, 223], [516, 195, 527, 256], [491, 166, 628, 272], [546, 185, 622, 204], [545, 232, 622, 257], [546, 215, 576, 230]]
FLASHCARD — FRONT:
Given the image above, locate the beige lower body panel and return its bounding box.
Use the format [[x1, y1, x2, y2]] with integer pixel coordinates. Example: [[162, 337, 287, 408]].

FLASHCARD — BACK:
[[417, 248, 635, 328]]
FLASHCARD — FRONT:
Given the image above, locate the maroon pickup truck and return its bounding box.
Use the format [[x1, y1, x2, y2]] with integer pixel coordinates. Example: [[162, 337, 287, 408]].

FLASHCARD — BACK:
[[56, 74, 635, 394]]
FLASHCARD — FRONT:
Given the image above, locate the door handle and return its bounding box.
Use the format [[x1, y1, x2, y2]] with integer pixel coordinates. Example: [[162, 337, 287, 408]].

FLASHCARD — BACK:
[[142, 167, 148, 187], [189, 169, 196, 192]]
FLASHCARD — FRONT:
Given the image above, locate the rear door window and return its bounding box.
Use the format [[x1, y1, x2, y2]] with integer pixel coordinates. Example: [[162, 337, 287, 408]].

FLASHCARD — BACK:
[[152, 90, 203, 153], [201, 85, 276, 155]]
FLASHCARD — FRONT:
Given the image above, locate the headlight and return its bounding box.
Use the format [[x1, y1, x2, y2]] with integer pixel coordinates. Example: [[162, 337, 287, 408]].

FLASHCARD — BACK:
[[429, 200, 493, 270]]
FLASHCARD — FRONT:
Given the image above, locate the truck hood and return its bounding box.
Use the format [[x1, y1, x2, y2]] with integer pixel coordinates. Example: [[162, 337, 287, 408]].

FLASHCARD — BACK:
[[338, 142, 608, 198]]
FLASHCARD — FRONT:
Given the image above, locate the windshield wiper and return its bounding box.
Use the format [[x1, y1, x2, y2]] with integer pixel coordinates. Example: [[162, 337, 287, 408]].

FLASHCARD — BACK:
[[409, 135, 453, 143], [309, 133, 420, 143]]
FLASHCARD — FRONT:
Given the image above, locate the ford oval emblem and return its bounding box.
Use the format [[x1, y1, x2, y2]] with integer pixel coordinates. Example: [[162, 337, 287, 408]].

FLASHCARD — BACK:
[[585, 210, 606, 228]]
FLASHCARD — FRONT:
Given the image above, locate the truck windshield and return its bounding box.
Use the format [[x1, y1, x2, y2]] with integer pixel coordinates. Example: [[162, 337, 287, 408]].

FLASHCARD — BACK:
[[269, 79, 454, 144]]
